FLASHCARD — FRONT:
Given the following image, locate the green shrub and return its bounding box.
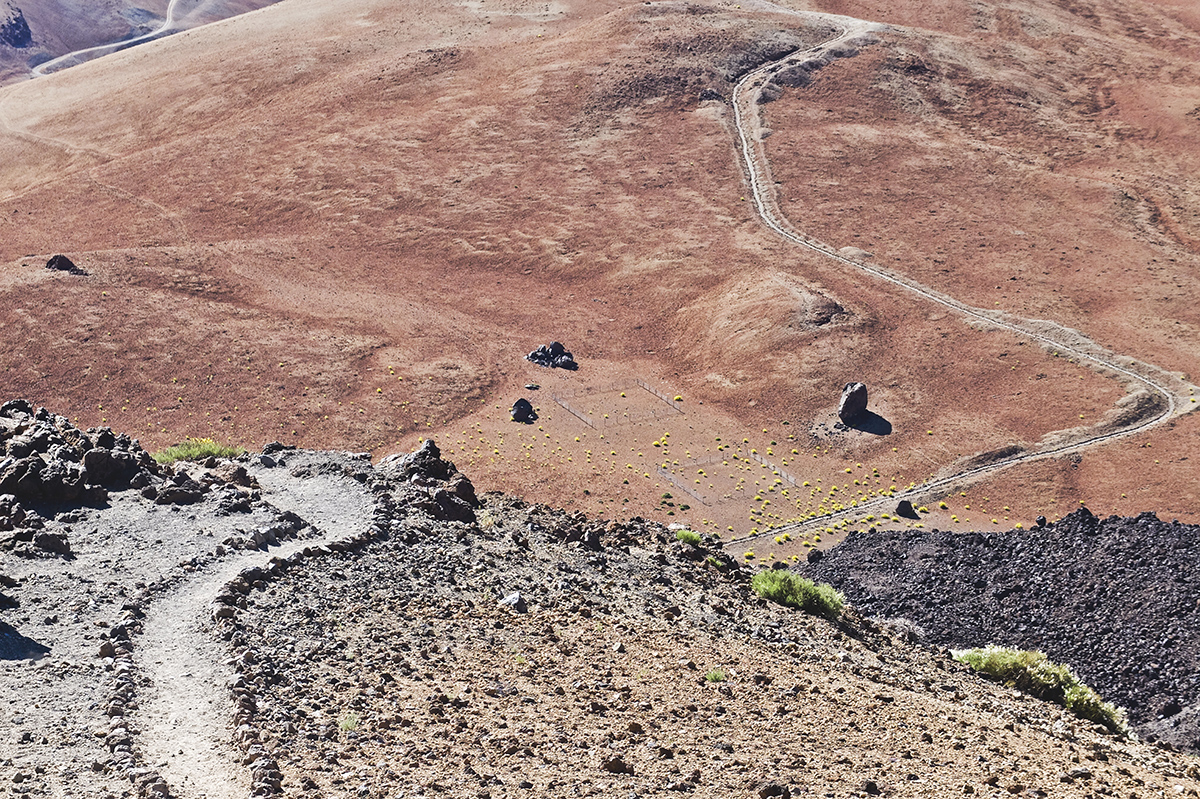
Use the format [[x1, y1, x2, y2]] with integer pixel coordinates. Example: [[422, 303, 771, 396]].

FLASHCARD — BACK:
[[953, 646, 1128, 734], [153, 436, 243, 464], [705, 669, 726, 683], [675, 529, 702, 547], [750, 570, 844, 621], [338, 711, 360, 732]]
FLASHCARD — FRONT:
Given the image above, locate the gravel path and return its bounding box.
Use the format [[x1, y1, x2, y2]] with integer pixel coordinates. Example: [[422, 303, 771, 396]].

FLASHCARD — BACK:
[[133, 450, 378, 797]]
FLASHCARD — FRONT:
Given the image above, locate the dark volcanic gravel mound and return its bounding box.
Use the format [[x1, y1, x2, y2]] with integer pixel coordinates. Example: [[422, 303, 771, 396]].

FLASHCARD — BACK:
[[800, 508, 1200, 750]]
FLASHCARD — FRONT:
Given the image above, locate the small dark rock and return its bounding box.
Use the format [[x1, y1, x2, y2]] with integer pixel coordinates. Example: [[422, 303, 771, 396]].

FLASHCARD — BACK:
[[33, 530, 71, 557], [498, 592, 528, 614], [45, 255, 85, 275], [601, 756, 634, 775], [511, 398, 536, 424]]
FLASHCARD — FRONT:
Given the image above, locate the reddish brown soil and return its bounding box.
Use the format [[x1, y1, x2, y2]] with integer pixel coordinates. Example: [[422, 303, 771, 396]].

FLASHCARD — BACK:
[[0, 0, 1197, 544]]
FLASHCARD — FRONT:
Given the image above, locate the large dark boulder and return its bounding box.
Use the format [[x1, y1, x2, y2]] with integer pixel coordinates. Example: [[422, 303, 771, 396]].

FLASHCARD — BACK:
[[82, 447, 138, 488], [155, 473, 205, 505], [378, 439, 454, 483], [837, 382, 868, 423]]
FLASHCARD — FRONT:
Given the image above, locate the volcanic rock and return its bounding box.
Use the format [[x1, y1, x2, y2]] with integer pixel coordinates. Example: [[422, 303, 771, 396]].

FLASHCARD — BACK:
[[0, 6, 31, 48], [837, 382, 868, 423], [510, 398, 536, 423], [45, 255, 85, 275], [801, 508, 1200, 749], [526, 341, 578, 370], [155, 473, 205, 505], [378, 439, 454, 483]]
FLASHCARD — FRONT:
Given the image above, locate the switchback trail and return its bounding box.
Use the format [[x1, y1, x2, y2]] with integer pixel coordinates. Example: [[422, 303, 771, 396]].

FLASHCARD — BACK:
[[729, 5, 1197, 543]]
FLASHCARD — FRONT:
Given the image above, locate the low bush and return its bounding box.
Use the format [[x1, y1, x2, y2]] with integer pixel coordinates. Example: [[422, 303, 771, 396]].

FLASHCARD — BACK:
[[750, 570, 844, 621], [705, 669, 726, 683], [953, 646, 1128, 734], [153, 436, 243, 464], [675, 529, 701, 547]]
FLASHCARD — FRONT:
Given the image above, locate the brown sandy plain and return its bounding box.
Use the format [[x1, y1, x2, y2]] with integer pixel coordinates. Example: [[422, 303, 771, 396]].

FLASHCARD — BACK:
[[0, 0, 1198, 553]]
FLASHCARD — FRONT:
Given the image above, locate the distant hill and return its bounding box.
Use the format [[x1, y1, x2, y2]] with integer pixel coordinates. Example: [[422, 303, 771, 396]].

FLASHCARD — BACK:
[[0, 0, 284, 84]]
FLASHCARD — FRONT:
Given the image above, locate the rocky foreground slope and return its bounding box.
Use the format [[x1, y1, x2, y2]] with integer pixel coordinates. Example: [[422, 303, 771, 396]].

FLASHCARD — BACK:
[[0, 402, 1198, 797]]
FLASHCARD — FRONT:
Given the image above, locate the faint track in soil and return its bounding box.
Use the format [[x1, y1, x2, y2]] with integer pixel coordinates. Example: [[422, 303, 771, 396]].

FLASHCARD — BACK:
[[728, 8, 1196, 542]]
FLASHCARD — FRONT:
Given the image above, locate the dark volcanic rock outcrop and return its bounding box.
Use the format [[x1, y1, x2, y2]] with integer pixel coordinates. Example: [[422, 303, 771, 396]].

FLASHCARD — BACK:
[[837, 382, 868, 423], [526, 341, 577, 370], [801, 508, 1200, 750], [377, 439, 479, 522], [0, 4, 32, 48]]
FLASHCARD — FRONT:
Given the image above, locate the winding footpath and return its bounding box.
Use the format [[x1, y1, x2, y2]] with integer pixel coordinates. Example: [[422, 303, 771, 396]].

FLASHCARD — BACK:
[[31, 0, 183, 77], [132, 457, 379, 798], [729, 7, 1197, 542]]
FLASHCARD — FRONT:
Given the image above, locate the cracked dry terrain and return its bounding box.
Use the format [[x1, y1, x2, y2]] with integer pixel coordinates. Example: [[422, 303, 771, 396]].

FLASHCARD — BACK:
[[4, 413, 1197, 798]]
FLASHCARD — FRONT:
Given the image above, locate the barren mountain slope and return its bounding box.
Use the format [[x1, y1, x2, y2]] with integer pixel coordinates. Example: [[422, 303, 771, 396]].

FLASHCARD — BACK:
[[0, 0, 1197, 539]]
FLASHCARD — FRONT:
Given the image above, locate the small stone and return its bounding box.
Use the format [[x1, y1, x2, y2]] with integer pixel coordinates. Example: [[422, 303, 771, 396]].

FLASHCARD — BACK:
[[758, 783, 790, 799], [498, 592, 527, 613], [510, 398, 536, 424], [601, 756, 634, 775]]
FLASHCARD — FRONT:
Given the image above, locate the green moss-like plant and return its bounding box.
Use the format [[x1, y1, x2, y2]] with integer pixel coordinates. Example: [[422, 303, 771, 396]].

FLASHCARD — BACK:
[[953, 646, 1128, 734], [153, 436, 244, 464], [705, 669, 726, 683], [750, 570, 844, 621], [675, 529, 702, 547]]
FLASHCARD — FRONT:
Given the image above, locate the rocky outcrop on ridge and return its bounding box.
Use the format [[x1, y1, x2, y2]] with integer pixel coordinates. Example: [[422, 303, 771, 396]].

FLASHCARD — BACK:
[[800, 508, 1200, 751], [0, 3, 31, 49]]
